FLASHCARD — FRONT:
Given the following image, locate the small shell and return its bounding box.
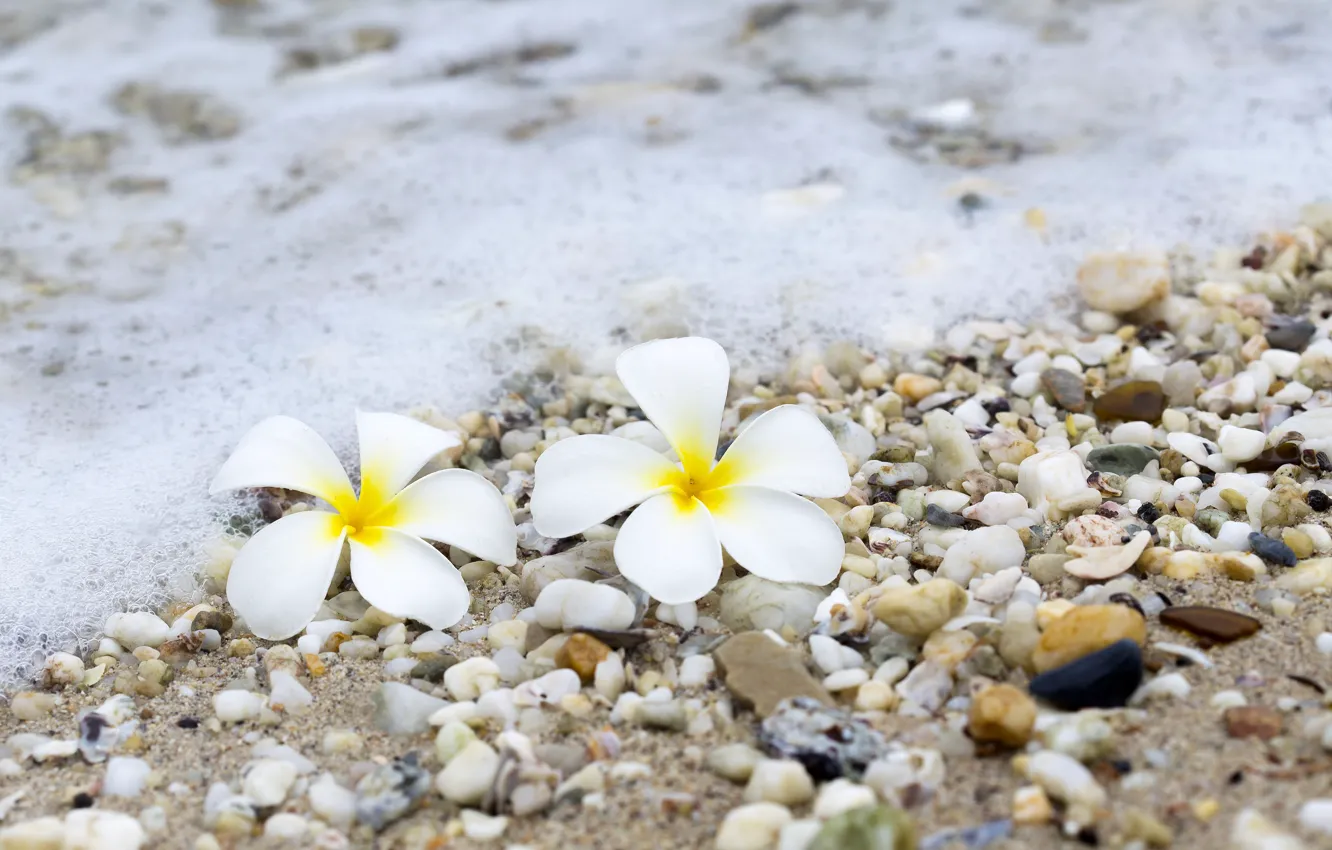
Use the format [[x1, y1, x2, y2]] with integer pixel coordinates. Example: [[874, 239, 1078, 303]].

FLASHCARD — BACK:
[[1063, 531, 1151, 580]]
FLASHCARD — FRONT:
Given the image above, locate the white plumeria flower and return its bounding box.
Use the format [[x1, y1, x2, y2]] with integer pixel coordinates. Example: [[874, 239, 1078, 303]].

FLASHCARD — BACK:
[[211, 412, 517, 640], [530, 337, 850, 604]]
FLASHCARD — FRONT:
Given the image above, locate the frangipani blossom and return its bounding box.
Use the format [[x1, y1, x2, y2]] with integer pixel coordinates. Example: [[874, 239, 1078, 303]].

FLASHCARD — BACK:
[[530, 337, 851, 604], [211, 412, 517, 640]]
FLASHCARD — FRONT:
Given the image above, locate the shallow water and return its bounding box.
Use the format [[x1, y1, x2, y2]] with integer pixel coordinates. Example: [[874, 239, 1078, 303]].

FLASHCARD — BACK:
[[0, 0, 1329, 683]]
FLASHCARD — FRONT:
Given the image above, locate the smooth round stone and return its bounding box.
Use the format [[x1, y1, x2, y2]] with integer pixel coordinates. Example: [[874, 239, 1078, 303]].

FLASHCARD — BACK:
[[1218, 425, 1265, 462], [1092, 381, 1166, 423], [967, 684, 1036, 748], [1029, 640, 1144, 710], [1249, 533, 1297, 567], [1266, 319, 1316, 351], [1030, 605, 1146, 673], [1158, 606, 1261, 643]]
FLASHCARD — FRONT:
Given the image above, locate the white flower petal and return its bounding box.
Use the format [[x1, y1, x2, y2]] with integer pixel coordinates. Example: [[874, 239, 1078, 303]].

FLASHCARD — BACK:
[[210, 416, 355, 512], [706, 485, 843, 586], [613, 492, 722, 604], [369, 469, 517, 565], [227, 511, 348, 640], [530, 435, 679, 538], [616, 337, 729, 479], [348, 528, 470, 630], [356, 411, 461, 510], [711, 405, 851, 497]]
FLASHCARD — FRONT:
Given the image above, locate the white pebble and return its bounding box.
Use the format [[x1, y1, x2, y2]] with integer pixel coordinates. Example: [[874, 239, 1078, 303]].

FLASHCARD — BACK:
[[808, 634, 863, 674], [534, 579, 636, 631], [1027, 751, 1106, 823], [444, 657, 502, 701], [213, 690, 266, 723], [1316, 633, 1332, 655], [594, 653, 626, 700], [264, 813, 309, 840], [961, 491, 1029, 526], [461, 809, 510, 841], [1210, 690, 1247, 709], [243, 759, 298, 806], [43, 652, 85, 687], [487, 620, 528, 652], [1110, 421, 1154, 445], [1219, 425, 1265, 462], [743, 760, 814, 806], [435, 722, 478, 764], [411, 630, 456, 653], [514, 669, 580, 707], [268, 671, 313, 715], [924, 490, 971, 512], [1131, 672, 1191, 703], [1214, 521, 1253, 552], [435, 742, 501, 806], [308, 773, 356, 828], [679, 655, 715, 688], [938, 525, 1025, 585], [105, 612, 170, 649], [103, 756, 152, 798], [305, 619, 353, 645], [1299, 800, 1332, 836], [716, 803, 793, 850], [778, 820, 822, 850], [812, 779, 877, 819], [296, 635, 322, 655], [822, 669, 869, 691], [656, 601, 699, 631], [376, 623, 407, 646]]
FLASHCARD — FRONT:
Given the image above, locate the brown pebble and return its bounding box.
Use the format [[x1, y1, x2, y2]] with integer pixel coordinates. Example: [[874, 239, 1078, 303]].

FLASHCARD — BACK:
[[1093, 380, 1167, 423], [1031, 605, 1147, 673], [968, 684, 1037, 748], [1223, 705, 1283, 740], [190, 610, 233, 634], [1159, 606, 1261, 643], [1040, 368, 1087, 412], [556, 633, 611, 684], [713, 631, 832, 718]]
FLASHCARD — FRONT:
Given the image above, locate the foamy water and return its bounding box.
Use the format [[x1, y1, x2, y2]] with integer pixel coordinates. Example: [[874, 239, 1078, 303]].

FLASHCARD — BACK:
[[0, 0, 1329, 683]]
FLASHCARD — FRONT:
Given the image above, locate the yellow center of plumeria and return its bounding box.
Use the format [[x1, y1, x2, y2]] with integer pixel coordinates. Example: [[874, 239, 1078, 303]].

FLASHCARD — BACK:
[[655, 444, 751, 515], [327, 470, 399, 539]]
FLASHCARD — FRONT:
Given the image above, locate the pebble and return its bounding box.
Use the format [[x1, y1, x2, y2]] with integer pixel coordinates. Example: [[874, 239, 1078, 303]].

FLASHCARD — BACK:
[[679, 654, 715, 687], [1018, 450, 1100, 521], [1224, 706, 1283, 740], [715, 632, 832, 718], [263, 813, 308, 840], [42, 652, 85, 688], [1063, 531, 1151, 580], [937, 526, 1025, 585], [1159, 606, 1261, 642], [708, 743, 765, 783], [961, 491, 1029, 526], [872, 579, 967, 639], [757, 697, 888, 781], [716, 803, 794, 850], [9, 692, 55, 721], [553, 633, 610, 683], [637, 700, 688, 731], [1030, 604, 1146, 672], [809, 634, 865, 673], [1093, 380, 1167, 423], [1298, 800, 1332, 836], [373, 682, 448, 734], [1231, 808, 1307, 850], [534, 579, 636, 631], [213, 690, 265, 723], [1219, 425, 1266, 462], [806, 805, 917, 850], [967, 684, 1036, 747], [1012, 785, 1054, 825], [309, 774, 357, 828], [1086, 444, 1160, 477], [925, 409, 983, 483], [461, 809, 510, 841], [355, 756, 432, 830], [594, 652, 627, 701], [243, 759, 298, 806], [105, 611, 171, 648], [1249, 533, 1297, 567], [1040, 368, 1086, 411], [103, 756, 152, 798], [1033, 627, 1142, 700], [1077, 251, 1170, 314], [444, 657, 502, 701], [436, 741, 500, 806], [743, 759, 816, 805], [719, 576, 829, 634], [779, 820, 823, 850], [1026, 751, 1107, 828], [269, 670, 312, 715]]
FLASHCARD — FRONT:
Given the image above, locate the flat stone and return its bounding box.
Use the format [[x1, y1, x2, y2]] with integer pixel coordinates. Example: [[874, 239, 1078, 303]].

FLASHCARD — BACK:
[[714, 632, 832, 718], [1224, 706, 1283, 740], [1030, 605, 1147, 673], [372, 683, 448, 735], [1266, 319, 1316, 352], [1086, 444, 1161, 477], [807, 804, 917, 850], [1159, 606, 1261, 643], [1029, 639, 1143, 710], [924, 504, 966, 528], [1093, 381, 1166, 423], [1249, 533, 1297, 567], [1040, 368, 1086, 412]]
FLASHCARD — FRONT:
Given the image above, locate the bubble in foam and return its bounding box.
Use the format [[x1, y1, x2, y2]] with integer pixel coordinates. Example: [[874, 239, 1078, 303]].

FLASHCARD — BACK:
[[1, 0, 1329, 684]]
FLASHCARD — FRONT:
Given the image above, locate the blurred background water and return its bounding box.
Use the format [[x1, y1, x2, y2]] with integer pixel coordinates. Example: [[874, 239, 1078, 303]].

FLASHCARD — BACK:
[[0, 0, 1329, 683]]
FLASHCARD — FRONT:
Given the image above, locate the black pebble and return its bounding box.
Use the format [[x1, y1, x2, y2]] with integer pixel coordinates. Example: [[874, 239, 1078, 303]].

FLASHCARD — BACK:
[[176, 716, 199, 729], [1029, 639, 1144, 711], [1136, 502, 1161, 523], [72, 792, 94, 809], [925, 503, 966, 528], [981, 397, 1011, 416], [1248, 532, 1297, 567], [1307, 489, 1331, 512]]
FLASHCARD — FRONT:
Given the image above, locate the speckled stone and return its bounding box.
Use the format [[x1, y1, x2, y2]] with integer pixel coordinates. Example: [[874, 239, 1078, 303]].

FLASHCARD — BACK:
[[1040, 369, 1086, 412]]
